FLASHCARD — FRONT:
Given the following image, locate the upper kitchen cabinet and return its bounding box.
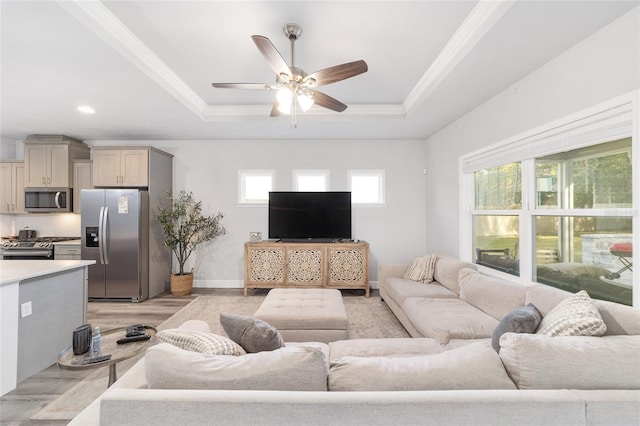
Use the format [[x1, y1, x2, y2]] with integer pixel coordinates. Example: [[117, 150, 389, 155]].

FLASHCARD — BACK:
[[91, 147, 172, 189], [0, 161, 25, 214], [73, 159, 93, 214], [23, 135, 90, 188]]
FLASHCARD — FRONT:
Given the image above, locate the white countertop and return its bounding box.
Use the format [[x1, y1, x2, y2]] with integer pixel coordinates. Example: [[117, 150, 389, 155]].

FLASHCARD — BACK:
[[0, 260, 95, 285]]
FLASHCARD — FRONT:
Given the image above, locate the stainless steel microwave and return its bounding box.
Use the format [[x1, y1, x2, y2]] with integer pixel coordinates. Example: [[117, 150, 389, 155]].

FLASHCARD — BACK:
[[24, 188, 72, 212]]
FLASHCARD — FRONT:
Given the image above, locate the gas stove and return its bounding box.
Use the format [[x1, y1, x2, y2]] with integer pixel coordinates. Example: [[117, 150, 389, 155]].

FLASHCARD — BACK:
[[1, 237, 80, 259]]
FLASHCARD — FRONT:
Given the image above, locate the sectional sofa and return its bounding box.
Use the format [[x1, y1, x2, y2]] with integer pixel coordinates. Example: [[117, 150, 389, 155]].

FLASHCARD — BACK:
[[70, 256, 640, 426]]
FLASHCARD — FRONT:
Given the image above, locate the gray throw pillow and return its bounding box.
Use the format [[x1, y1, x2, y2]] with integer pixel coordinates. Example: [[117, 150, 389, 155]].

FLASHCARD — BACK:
[[220, 313, 284, 353], [491, 303, 542, 353]]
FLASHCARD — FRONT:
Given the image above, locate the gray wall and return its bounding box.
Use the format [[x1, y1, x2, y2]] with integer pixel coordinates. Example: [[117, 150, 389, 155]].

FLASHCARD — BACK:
[[90, 138, 429, 287], [424, 7, 639, 258]]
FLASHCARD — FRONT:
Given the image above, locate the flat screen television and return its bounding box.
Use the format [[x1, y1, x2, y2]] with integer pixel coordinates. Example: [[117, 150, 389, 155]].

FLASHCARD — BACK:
[[268, 191, 351, 241]]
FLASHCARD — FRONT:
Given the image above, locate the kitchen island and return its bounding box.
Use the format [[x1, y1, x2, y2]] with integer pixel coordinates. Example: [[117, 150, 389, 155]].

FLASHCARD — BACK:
[[0, 260, 95, 395]]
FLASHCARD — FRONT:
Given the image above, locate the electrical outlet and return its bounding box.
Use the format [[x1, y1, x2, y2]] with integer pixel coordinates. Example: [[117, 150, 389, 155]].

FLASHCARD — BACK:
[[21, 301, 32, 318]]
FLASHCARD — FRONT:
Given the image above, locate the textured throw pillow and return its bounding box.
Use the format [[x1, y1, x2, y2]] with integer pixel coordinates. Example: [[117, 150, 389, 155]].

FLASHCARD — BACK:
[[220, 313, 285, 353], [491, 303, 542, 352], [402, 253, 437, 283], [536, 290, 606, 337], [156, 329, 246, 356]]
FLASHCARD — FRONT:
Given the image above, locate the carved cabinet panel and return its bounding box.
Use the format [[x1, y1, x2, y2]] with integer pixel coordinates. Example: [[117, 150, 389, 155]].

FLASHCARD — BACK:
[[244, 241, 369, 297]]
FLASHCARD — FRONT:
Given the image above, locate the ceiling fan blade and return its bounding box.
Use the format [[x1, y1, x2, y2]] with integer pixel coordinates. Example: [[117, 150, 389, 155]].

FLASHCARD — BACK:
[[270, 102, 281, 117], [304, 60, 368, 87], [251, 35, 292, 79], [310, 90, 347, 113], [211, 83, 270, 90]]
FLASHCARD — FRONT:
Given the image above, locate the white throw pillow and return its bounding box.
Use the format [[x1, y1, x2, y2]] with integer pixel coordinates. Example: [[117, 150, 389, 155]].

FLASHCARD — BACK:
[[157, 329, 246, 356], [536, 290, 606, 337], [402, 253, 437, 283]]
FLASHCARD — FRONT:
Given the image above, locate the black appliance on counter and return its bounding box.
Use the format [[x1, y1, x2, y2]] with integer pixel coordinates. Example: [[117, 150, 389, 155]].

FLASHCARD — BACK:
[[1, 237, 80, 260]]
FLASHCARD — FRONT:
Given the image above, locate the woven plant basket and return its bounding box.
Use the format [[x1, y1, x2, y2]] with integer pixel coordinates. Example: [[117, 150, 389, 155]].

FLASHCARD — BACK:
[[170, 273, 193, 296]]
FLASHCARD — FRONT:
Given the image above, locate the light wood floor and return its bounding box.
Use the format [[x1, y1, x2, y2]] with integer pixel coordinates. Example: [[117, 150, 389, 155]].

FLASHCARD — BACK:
[[0, 289, 217, 426]]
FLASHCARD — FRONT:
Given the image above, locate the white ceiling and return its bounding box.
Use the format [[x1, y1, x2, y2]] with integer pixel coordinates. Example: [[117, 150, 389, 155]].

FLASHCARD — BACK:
[[1, 1, 637, 142]]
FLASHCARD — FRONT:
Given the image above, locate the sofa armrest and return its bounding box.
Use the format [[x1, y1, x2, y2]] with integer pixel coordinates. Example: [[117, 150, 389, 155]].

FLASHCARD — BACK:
[[378, 264, 408, 289]]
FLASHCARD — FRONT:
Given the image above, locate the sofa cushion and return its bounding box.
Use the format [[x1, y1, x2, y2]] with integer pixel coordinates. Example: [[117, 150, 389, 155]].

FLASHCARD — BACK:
[[220, 313, 285, 353], [491, 304, 542, 352], [432, 256, 476, 295], [145, 343, 328, 391], [459, 268, 528, 320], [156, 329, 246, 356], [402, 297, 499, 343], [329, 341, 516, 391], [383, 277, 458, 307], [499, 333, 640, 390], [536, 290, 606, 337], [328, 338, 479, 363], [403, 253, 437, 283]]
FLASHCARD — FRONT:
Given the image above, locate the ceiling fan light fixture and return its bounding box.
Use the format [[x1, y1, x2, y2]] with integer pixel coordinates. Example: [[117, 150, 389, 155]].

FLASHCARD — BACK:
[[276, 88, 293, 114], [297, 92, 314, 112]]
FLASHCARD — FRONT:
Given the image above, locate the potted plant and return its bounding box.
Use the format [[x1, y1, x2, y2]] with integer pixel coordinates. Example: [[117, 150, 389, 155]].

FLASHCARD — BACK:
[[157, 190, 225, 296]]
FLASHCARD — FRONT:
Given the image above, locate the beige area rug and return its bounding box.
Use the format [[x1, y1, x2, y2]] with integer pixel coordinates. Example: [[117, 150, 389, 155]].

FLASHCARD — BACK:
[[32, 291, 409, 421]]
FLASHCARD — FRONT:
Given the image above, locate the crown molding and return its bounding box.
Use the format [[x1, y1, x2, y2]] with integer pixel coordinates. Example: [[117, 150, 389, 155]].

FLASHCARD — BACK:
[[57, 0, 491, 123], [403, 0, 515, 114]]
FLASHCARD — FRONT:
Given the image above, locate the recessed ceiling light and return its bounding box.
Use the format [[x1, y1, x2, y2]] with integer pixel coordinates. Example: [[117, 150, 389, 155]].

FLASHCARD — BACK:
[[77, 105, 95, 114]]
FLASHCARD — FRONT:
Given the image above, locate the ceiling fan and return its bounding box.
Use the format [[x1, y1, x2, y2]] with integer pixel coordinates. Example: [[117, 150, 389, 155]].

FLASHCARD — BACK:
[[211, 23, 368, 127]]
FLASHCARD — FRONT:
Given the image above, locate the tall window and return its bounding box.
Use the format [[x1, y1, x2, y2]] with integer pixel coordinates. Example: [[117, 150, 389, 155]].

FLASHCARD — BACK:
[[238, 170, 274, 204], [349, 170, 385, 204], [469, 137, 633, 306], [293, 170, 329, 191], [462, 95, 637, 306]]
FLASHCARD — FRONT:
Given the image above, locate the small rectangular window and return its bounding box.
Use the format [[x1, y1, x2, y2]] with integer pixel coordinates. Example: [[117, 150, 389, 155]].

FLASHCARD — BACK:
[[239, 170, 274, 204], [293, 170, 329, 192], [349, 170, 385, 204]]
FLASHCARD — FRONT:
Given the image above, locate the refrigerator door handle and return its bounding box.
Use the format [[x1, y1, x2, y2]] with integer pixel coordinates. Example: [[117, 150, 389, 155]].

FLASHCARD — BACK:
[[101, 206, 110, 265], [98, 207, 106, 264]]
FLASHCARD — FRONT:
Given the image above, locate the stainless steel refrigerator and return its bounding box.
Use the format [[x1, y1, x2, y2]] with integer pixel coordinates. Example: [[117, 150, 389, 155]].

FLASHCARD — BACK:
[[81, 189, 149, 301]]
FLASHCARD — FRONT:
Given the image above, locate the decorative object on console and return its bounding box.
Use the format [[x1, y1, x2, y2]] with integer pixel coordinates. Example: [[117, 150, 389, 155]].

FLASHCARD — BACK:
[[491, 303, 542, 353], [219, 313, 284, 353], [157, 190, 226, 296], [72, 324, 92, 355]]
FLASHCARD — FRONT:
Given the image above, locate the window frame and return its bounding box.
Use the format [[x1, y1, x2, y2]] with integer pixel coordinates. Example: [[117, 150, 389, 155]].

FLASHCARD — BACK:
[[348, 169, 386, 205], [460, 92, 638, 307], [292, 169, 330, 192], [238, 169, 275, 205]]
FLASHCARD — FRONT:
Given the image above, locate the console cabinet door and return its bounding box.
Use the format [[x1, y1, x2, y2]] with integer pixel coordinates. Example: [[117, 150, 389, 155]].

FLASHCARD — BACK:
[[326, 244, 369, 296], [245, 245, 286, 294], [285, 246, 324, 287]]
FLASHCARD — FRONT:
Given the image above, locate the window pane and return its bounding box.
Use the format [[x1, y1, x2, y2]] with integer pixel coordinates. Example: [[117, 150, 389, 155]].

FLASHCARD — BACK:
[[537, 138, 632, 209], [474, 163, 521, 210], [297, 176, 325, 191], [535, 162, 559, 208], [240, 172, 273, 203], [534, 215, 632, 306], [349, 170, 385, 204], [473, 215, 519, 276]]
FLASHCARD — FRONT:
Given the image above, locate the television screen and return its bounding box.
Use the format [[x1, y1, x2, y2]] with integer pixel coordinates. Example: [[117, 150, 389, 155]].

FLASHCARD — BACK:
[[268, 192, 351, 240]]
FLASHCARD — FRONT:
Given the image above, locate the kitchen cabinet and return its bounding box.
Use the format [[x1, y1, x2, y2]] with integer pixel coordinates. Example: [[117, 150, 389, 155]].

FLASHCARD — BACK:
[[73, 160, 93, 214], [54, 243, 81, 260], [23, 135, 90, 188], [0, 161, 25, 214], [92, 149, 149, 187]]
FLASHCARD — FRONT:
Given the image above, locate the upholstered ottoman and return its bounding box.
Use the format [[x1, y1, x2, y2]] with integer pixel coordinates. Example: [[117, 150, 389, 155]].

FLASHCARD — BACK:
[[254, 288, 349, 343]]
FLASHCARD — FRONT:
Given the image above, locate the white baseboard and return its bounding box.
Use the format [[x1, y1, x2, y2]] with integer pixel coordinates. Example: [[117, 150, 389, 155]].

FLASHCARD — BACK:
[[193, 280, 380, 289]]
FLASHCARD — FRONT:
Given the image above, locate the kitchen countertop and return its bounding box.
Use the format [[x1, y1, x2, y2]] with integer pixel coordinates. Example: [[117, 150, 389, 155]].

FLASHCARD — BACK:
[[0, 260, 95, 285]]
